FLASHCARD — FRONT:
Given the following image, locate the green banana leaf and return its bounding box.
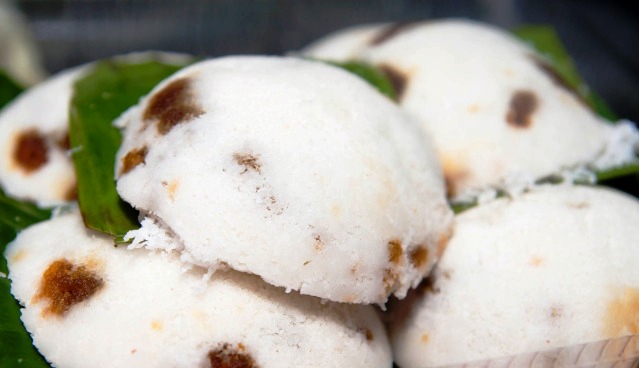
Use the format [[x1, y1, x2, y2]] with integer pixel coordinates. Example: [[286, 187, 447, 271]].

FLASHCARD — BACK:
[[69, 60, 186, 242], [0, 187, 52, 368], [328, 60, 398, 100], [0, 70, 23, 109]]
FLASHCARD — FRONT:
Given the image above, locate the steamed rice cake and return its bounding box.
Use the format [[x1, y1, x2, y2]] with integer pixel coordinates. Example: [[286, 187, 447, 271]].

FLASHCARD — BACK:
[[390, 185, 639, 367], [0, 67, 84, 206], [115, 55, 453, 305], [6, 210, 393, 368], [303, 20, 639, 198]]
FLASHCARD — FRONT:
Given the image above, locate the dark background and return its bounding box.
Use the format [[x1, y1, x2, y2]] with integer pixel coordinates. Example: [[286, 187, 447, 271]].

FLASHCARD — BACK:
[[12, 0, 639, 123]]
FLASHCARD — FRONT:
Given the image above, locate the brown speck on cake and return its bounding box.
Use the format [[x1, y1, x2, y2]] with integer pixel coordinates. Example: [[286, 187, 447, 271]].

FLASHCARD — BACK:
[[506, 90, 538, 128], [388, 239, 403, 265], [314, 235, 324, 252], [13, 129, 48, 173], [143, 78, 204, 135], [56, 133, 71, 151], [378, 64, 409, 101], [409, 246, 429, 268], [566, 201, 590, 210], [207, 343, 257, 368], [365, 328, 374, 341], [265, 196, 278, 212], [120, 146, 148, 175], [162, 180, 179, 201], [64, 184, 78, 201], [550, 305, 563, 320], [383, 268, 399, 293], [35, 258, 104, 317], [233, 153, 261, 174], [370, 22, 417, 46], [359, 327, 374, 341], [421, 333, 430, 343], [150, 320, 164, 331]]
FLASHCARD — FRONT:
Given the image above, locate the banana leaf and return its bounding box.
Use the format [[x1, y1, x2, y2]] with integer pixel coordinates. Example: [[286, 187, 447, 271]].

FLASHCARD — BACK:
[[328, 60, 397, 100], [69, 60, 186, 242], [0, 70, 23, 109], [0, 187, 52, 368]]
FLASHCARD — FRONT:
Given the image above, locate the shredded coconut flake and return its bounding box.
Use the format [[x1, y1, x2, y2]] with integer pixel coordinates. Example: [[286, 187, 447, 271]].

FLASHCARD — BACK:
[[591, 120, 639, 170], [125, 215, 182, 252], [454, 120, 639, 208]]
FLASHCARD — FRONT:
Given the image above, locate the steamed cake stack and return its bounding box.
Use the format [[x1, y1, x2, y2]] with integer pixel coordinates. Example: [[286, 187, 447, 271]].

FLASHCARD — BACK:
[[303, 19, 639, 198], [5, 18, 638, 367], [5, 55, 454, 367]]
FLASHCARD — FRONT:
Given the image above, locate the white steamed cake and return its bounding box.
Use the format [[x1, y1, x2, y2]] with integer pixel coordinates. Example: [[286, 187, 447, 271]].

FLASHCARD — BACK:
[[303, 20, 639, 198], [115, 55, 453, 305], [6, 210, 393, 368], [390, 185, 639, 367]]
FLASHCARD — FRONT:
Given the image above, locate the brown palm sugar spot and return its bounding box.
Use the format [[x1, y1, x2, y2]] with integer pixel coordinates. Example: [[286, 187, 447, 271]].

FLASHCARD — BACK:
[[233, 153, 261, 174], [359, 327, 374, 341], [388, 239, 403, 264], [57, 133, 71, 151], [550, 305, 563, 320], [35, 259, 104, 317], [14, 129, 48, 172], [409, 246, 429, 268], [383, 268, 399, 293], [603, 287, 639, 337], [314, 235, 324, 252], [378, 64, 408, 101], [143, 78, 204, 135], [370, 22, 417, 46], [506, 90, 538, 128], [365, 328, 374, 341], [64, 184, 78, 201], [208, 343, 257, 368], [120, 146, 148, 175]]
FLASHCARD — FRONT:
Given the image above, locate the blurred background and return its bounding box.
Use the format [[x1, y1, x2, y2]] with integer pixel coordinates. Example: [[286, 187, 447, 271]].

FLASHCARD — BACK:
[[1, 0, 638, 122]]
